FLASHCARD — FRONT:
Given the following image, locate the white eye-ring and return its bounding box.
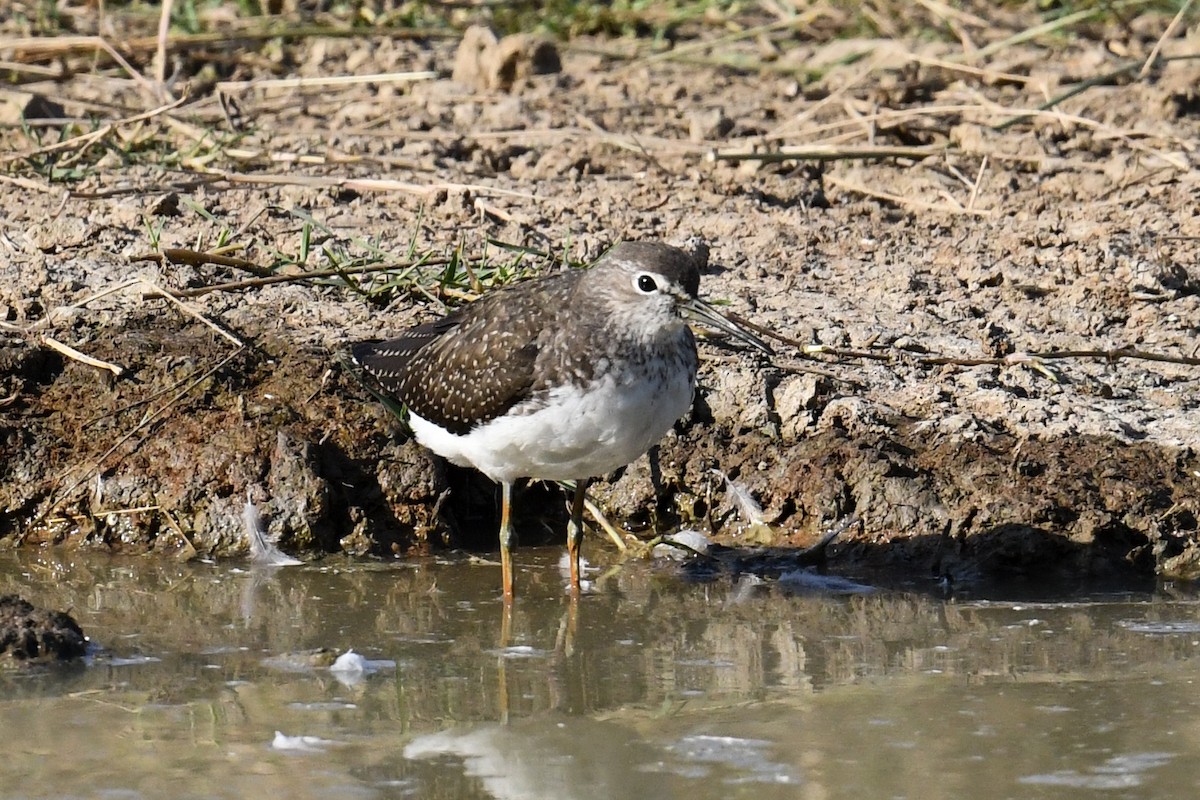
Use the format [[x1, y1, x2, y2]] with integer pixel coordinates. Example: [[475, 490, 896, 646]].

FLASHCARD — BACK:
[[634, 273, 659, 294]]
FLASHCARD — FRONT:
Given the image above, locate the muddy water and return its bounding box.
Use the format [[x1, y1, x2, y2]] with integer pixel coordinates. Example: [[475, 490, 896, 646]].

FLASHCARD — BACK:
[[2, 550, 1199, 799]]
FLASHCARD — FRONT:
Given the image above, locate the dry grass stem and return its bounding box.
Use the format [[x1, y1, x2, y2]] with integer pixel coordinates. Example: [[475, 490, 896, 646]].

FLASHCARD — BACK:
[[38, 335, 127, 377], [142, 258, 454, 300], [131, 248, 267, 274], [582, 496, 628, 551], [1140, 0, 1196, 79], [626, 15, 819, 69], [190, 168, 538, 200], [710, 144, 944, 163], [905, 53, 1034, 86], [912, 0, 991, 30], [826, 174, 992, 216], [48, 505, 161, 525], [0, 173, 54, 193], [728, 311, 1200, 372], [155, 0, 174, 100], [0, 95, 188, 165], [966, 154, 989, 212], [0, 27, 453, 65], [142, 280, 245, 348], [216, 70, 438, 93], [765, 53, 893, 141], [966, 0, 1153, 62], [773, 98, 1189, 171]]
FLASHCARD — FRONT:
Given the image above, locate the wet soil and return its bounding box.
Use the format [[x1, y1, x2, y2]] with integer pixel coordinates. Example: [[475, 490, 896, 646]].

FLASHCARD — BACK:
[[0, 594, 86, 663], [1, 12, 1199, 586]]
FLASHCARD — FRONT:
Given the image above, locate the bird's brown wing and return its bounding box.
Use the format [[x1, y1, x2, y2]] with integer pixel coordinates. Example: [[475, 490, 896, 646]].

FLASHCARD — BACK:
[[351, 274, 573, 435]]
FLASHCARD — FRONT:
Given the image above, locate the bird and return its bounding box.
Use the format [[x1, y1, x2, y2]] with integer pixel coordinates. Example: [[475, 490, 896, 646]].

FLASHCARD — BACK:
[[351, 241, 771, 598]]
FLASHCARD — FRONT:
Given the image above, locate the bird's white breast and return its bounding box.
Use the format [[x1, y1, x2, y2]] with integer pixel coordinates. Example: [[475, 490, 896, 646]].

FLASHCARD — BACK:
[[408, 354, 696, 484]]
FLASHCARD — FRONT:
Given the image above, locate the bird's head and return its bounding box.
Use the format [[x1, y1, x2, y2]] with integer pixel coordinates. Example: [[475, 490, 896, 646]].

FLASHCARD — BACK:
[[589, 242, 772, 354]]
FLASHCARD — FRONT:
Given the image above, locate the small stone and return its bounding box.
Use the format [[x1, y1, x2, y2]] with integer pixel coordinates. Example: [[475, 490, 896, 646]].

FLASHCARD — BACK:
[[689, 108, 734, 143], [451, 25, 561, 92]]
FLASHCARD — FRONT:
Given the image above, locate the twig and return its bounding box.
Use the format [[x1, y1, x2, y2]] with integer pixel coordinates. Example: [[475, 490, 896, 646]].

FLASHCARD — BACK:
[[966, 154, 988, 212], [0, 95, 188, 165], [187, 168, 537, 200], [725, 311, 1200, 370], [1139, 0, 1195, 79], [215, 70, 438, 92], [583, 496, 628, 551], [141, 280, 244, 348], [140, 258, 453, 299], [155, 0, 175, 101], [992, 60, 1141, 132], [710, 144, 944, 163], [988, 348, 1200, 368], [130, 247, 268, 274], [826, 174, 993, 217], [966, 0, 1153, 62], [40, 335, 127, 377]]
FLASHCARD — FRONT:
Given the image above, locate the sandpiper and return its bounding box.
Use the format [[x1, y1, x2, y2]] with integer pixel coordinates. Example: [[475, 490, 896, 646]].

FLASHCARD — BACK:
[[352, 241, 771, 598]]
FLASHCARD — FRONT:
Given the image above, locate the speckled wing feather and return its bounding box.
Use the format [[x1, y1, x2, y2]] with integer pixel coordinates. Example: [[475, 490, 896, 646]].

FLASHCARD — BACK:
[[352, 272, 579, 436]]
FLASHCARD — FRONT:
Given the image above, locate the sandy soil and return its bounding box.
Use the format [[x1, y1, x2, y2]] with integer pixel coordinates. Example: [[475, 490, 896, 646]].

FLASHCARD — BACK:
[[2, 9, 1198, 590]]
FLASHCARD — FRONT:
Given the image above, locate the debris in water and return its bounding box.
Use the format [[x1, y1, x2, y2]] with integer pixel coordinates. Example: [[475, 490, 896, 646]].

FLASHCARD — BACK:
[[271, 731, 340, 753], [652, 529, 712, 560], [330, 649, 366, 674], [778, 569, 875, 595], [557, 551, 594, 592], [329, 649, 397, 686]]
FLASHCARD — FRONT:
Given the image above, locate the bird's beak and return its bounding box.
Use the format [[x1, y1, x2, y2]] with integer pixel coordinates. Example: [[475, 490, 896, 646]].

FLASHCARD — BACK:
[[683, 298, 774, 355]]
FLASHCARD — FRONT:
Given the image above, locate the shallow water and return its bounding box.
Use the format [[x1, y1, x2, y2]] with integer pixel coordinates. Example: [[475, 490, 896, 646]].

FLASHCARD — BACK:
[[2, 549, 1200, 799]]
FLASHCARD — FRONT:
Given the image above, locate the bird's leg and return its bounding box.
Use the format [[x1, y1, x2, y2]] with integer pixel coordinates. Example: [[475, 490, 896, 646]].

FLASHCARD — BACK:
[[566, 479, 588, 592], [497, 599, 513, 724], [499, 480, 515, 600]]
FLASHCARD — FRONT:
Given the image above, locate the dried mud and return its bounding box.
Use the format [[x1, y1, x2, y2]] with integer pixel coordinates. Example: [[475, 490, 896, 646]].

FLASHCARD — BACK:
[[2, 18, 1199, 589]]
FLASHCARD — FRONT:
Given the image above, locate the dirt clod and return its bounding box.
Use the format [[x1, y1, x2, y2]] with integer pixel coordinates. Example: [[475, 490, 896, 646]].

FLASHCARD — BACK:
[[0, 595, 87, 663]]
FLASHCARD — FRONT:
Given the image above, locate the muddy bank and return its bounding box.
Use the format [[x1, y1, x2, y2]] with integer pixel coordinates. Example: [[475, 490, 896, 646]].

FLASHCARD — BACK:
[[2, 14, 1199, 587], [1, 306, 1196, 584]]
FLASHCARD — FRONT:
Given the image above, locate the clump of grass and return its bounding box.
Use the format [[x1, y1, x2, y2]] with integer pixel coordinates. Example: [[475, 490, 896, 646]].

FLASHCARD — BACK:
[[132, 199, 561, 307], [329, 232, 558, 308]]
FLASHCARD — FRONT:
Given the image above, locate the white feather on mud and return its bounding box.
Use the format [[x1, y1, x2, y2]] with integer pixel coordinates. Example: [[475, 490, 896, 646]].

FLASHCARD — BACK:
[[712, 469, 774, 544], [244, 494, 303, 567]]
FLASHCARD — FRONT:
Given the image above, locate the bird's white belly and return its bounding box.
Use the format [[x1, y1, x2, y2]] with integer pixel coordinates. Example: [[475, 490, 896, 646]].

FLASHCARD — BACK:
[[409, 366, 694, 484]]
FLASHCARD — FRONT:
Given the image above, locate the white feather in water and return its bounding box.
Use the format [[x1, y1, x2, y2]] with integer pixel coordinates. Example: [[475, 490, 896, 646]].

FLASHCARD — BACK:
[[244, 494, 303, 566]]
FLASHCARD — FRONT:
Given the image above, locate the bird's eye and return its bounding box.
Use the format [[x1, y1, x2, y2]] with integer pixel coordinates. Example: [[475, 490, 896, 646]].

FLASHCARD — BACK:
[[635, 274, 658, 294]]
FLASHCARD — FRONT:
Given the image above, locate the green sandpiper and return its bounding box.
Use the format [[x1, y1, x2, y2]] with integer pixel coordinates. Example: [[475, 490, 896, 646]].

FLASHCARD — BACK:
[[352, 241, 771, 598]]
